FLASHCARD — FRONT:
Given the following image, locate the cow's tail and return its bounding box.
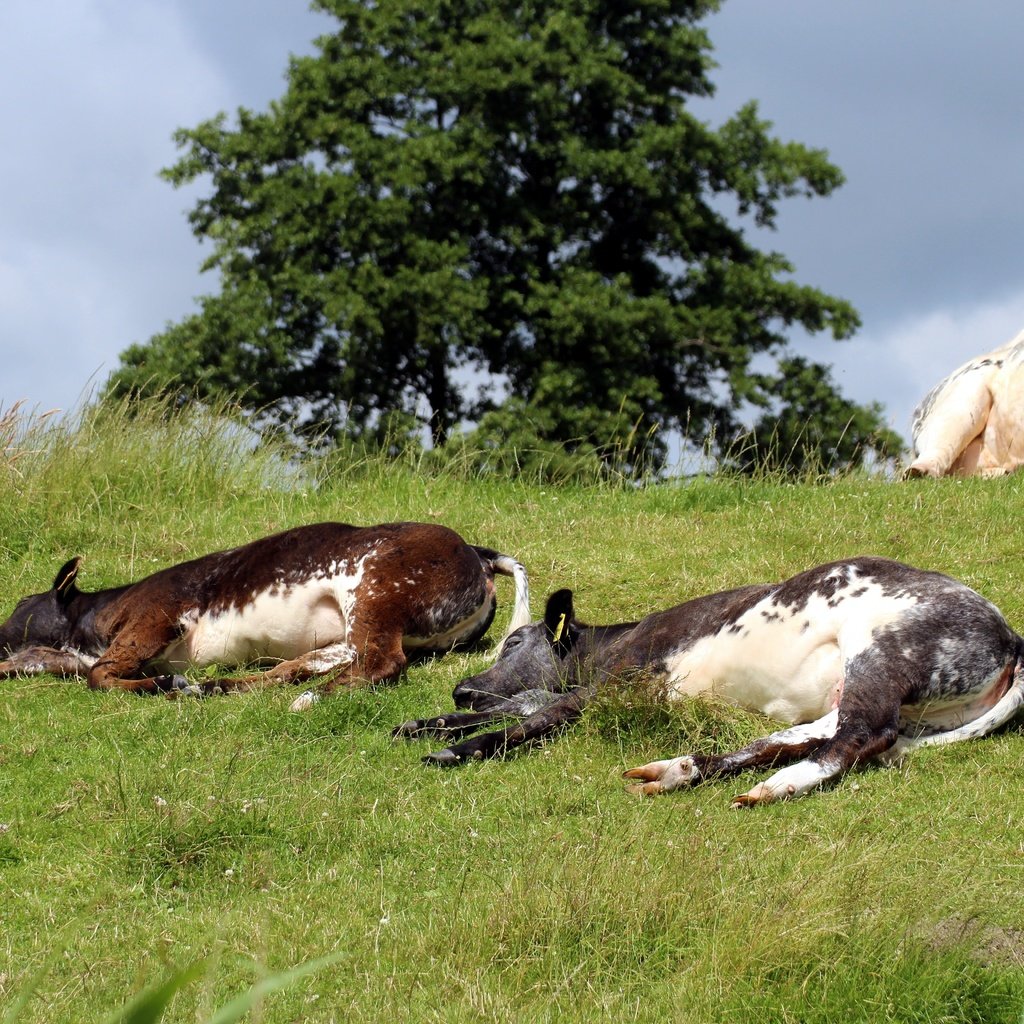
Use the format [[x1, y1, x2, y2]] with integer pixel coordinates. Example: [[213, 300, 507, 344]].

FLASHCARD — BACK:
[[474, 547, 531, 654]]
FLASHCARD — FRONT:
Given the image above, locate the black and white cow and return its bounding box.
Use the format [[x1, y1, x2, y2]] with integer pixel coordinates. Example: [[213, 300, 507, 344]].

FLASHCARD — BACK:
[[395, 556, 1024, 806], [0, 521, 530, 709]]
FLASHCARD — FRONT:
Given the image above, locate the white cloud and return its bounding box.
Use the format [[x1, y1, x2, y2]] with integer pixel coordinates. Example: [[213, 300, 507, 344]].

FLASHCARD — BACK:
[[0, 1, 230, 412], [885, 296, 1024, 414], [793, 292, 1024, 441], [0, 1, 333, 415]]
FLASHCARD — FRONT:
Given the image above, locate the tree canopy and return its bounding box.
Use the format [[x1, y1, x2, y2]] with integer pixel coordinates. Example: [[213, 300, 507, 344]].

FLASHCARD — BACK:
[[109, 0, 900, 473]]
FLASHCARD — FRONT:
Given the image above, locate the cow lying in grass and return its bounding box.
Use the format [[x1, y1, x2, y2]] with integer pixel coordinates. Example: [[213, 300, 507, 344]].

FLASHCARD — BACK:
[[907, 327, 1024, 477], [395, 556, 1024, 806], [0, 522, 530, 710]]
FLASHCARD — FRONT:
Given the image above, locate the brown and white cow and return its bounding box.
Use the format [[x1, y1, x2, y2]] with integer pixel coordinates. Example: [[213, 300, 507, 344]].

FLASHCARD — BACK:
[[395, 556, 1024, 806], [907, 327, 1024, 477], [0, 521, 530, 710]]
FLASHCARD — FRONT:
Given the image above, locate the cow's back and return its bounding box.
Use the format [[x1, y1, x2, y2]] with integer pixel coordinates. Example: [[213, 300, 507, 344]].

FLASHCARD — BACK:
[[118, 521, 493, 671], [661, 557, 1015, 725]]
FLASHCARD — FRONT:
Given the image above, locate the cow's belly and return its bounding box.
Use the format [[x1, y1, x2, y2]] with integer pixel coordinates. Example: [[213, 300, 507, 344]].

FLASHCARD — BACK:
[[661, 582, 917, 724], [899, 660, 1015, 735], [402, 593, 493, 652], [160, 581, 352, 670], [664, 637, 843, 724]]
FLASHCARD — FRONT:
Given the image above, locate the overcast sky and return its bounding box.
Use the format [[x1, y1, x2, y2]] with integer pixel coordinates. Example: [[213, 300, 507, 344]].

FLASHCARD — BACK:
[[3, 0, 1023, 447]]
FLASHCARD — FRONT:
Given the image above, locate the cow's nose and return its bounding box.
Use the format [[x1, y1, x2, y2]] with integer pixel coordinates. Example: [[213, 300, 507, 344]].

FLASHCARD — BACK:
[[452, 679, 475, 708]]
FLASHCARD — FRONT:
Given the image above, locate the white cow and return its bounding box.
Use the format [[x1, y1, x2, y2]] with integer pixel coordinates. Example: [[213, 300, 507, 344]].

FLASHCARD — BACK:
[[907, 327, 1024, 477]]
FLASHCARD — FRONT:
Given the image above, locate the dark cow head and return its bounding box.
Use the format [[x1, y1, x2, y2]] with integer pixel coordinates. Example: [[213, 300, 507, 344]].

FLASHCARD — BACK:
[[451, 589, 579, 712], [0, 558, 81, 656]]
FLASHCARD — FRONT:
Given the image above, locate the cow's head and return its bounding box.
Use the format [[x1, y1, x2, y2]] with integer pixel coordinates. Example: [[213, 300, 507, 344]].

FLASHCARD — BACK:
[[451, 588, 580, 711], [0, 558, 81, 656]]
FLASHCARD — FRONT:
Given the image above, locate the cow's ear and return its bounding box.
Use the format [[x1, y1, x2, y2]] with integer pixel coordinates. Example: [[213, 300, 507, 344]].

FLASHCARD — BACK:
[[53, 557, 81, 606], [544, 589, 576, 653]]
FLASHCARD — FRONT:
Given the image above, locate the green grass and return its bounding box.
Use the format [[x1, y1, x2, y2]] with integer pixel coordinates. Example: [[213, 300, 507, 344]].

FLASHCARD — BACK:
[[3, 401, 1024, 1021]]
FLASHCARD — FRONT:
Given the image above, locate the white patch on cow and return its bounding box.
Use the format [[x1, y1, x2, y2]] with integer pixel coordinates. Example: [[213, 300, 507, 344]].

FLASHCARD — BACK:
[[733, 758, 842, 806], [663, 572, 919, 724], [51, 648, 98, 670], [761, 709, 840, 746], [158, 555, 370, 670]]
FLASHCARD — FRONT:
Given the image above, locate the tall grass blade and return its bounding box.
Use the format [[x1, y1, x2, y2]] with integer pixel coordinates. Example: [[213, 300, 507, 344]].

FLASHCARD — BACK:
[[102, 962, 206, 1024], [205, 951, 346, 1024]]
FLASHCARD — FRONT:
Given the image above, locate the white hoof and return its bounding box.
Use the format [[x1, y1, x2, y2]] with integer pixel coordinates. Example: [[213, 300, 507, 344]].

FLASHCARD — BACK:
[[623, 755, 700, 795], [289, 689, 321, 712]]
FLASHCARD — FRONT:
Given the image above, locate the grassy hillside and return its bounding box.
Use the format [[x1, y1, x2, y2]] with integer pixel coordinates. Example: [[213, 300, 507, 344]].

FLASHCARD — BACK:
[[2, 402, 1024, 1022]]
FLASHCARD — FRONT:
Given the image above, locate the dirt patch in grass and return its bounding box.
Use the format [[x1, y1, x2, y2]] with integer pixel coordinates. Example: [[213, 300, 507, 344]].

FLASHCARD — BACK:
[[927, 914, 1024, 969]]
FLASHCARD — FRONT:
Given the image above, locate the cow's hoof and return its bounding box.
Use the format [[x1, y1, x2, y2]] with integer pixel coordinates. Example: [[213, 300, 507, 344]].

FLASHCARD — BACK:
[[624, 780, 663, 797], [730, 783, 774, 808], [422, 748, 461, 766], [289, 689, 320, 712], [392, 719, 425, 738], [166, 675, 203, 699], [623, 755, 699, 795]]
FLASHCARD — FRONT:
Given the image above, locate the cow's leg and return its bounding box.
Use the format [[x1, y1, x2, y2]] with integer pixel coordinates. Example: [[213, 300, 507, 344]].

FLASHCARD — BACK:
[[92, 635, 368, 701], [169, 632, 408, 709], [0, 646, 94, 679], [726, 641, 1024, 806], [392, 709, 509, 741], [906, 376, 992, 477], [421, 686, 593, 764], [195, 641, 362, 699], [626, 679, 915, 807], [181, 641, 371, 708], [734, 655, 1024, 804], [628, 648, 949, 806], [285, 634, 409, 711], [729, 699, 904, 807], [624, 709, 839, 795], [393, 687, 569, 741], [879, 664, 1024, 765], [87, 625, 191, 695]]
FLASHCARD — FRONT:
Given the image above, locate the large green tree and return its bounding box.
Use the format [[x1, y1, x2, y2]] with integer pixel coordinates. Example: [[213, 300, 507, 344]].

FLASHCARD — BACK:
[[110, 0, 897, 472]]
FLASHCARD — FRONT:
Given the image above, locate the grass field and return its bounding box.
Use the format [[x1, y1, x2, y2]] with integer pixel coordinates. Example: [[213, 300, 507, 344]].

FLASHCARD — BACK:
[[3, 402, 1024, 1022]]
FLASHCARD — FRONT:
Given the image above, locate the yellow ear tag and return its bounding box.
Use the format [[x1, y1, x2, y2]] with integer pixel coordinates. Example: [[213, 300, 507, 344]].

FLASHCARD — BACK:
[[552, 613, 567, 644]]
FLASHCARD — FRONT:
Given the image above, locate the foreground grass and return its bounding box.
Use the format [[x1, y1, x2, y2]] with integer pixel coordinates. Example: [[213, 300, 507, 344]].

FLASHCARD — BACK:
[[2, 403, 1024, 1021]]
